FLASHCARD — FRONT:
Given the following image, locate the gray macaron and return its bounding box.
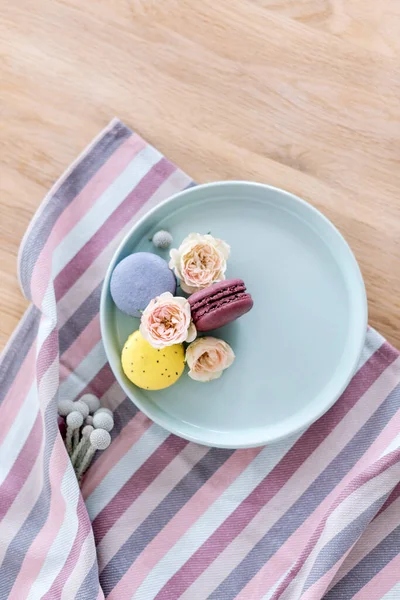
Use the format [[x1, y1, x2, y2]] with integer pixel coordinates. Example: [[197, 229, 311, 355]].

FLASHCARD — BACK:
[[110, 252, 176, 318]]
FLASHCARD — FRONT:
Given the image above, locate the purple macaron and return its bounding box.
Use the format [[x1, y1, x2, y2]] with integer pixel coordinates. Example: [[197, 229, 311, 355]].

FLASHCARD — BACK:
[[110, 252, 176, 318], [188, 279, 253, 332]]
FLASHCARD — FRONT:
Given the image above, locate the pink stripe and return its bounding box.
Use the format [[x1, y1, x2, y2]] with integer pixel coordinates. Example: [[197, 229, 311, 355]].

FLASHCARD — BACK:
[[271, 451, 400, 600], [77, 362, 116, 401], [37, 328, 59, 381], [42, 494, 93, 599], [352, 551, 400, 599], [30, 133, 143, 305], [92, 435, 188, 542], [97, 444, 210, 572], [1, 135, 145, 437], [97, 380, 127, 413], [54, 168, 192, 331], [54, 158, 175, 300], [96, 588, 105, 600], [236, 364, 400, 599], [299, 563, 340, 600], [81, 411, 152, 499], [0, 448, 45, 566], [8, 439, 70, 598], [328, 495, 400, 591], [154, 346, 397, 598], [0, 325, 56, 447], [1, 317, 99, 488], [59, 315, 100, 383], [0, 345, 36, 445], [0, 335, 58, 520], [374, 481, 400, 519], [110, 448, 261, 598], [0, 414, 42, 521]]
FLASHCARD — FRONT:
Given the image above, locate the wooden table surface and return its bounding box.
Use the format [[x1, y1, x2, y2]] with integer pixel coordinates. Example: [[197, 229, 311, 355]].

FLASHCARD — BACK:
[[1, 0, 400, 351]]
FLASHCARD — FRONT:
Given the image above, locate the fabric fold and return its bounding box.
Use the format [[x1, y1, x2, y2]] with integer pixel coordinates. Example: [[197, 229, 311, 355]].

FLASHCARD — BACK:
[[0, 119, 399, 600]]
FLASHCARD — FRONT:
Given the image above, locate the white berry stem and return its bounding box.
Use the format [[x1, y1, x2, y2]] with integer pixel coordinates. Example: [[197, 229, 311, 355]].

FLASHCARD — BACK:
[[76, 446, 96, 480], [71, 437, 90, 467], [73, 429, 80, 452], [66, 427, 74, 455]]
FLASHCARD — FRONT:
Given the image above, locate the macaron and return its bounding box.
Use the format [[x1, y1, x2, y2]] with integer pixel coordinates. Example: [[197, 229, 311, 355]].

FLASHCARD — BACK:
[[188, 279, 253, 332], [111, 252, 176, 318], [121, 330, 185, 390]]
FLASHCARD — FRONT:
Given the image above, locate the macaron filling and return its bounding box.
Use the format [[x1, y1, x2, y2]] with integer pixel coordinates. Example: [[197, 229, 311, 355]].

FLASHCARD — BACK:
[[189, 282, 252, 320], [192, 291, 251, 319], [190, 283, 246, 310]]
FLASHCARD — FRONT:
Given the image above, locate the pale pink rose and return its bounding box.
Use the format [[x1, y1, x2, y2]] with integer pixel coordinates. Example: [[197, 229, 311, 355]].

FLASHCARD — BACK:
[[186, 337, 235, 382], [140, 292, 196, 349], [169, 233, 230, 294]]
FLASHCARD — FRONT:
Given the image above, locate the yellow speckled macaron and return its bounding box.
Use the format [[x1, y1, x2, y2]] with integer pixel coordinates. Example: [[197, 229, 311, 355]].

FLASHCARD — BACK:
[[121, 330, 185, 391]]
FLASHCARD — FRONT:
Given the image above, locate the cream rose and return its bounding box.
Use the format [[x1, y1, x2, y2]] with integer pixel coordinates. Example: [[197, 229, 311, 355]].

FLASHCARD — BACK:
[[186, 337, 235, 382], [140, 292, 197, 349], [169, 233, 230, 294]]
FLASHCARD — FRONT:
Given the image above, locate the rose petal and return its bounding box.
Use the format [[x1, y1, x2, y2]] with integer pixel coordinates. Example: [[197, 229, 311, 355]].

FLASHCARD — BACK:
[[186, 322, 197, 343], [185, 337, 234, 382], [188, 367, 223, 382], [140, 293, 195, 348], [169, 233, 229, 292]]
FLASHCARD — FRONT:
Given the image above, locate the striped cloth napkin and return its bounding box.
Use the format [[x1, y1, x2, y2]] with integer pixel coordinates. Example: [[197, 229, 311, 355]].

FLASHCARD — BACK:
[[1, 118, 400, 600]]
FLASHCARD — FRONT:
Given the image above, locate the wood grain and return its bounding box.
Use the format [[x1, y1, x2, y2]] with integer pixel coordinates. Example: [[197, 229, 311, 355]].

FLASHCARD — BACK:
[[0, 0, 399, 350]]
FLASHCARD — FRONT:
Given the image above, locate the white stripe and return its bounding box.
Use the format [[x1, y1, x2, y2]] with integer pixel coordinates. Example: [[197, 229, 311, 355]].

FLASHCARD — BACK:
[[263, 568, 293, 600], [0, 358, 58, 564], [180, 358, 400, 600], [322, 461, 400, 543], [58, 341, 107, 401], [99, 381, 127, 413], [39, 354, 60, 410], [56, 168, 192, 329], [57, 237, 125, 329], [179, 434, 301, 600], [381, 581, 400, 599], [61, 530, 98, 600], [26, 462, 80, 600], [282, 462, 400, 600], [34, 287, 58, 369], [0, 383, 38, 486], [0, 450, 44, 566], [17, 118, 119, 294], [52, 145, 162, 277], [39, 280, 57, 322], [328, 496, 400, 591], [135, 435, 300, 600], [36, 312, 51, 356], [98, 443, 209, 572], [0, 306, 34, 369], [380, 431, 400, 458], [86, 424, 169, 520], [357, 328, 385, 370]]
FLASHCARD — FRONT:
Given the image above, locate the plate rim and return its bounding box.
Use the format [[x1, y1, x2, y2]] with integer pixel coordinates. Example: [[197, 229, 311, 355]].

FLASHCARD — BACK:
[[100, 181, 368, 448]]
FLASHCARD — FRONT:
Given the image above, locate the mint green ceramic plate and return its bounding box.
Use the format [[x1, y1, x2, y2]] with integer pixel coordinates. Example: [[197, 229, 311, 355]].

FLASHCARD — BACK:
[[100, 182, 367, 448]]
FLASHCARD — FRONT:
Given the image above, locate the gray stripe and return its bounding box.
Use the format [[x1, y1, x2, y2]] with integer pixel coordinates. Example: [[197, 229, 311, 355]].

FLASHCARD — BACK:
[[325, 523, 400, 599], [0, 398, 59, 596], [303, 495, 387, 594], [210, 383, 400, 599], [58, 283, 102, 355], [0, 305, 40, 405], [19, 121, 131, 299], [59, 185, 196, 354], [99, 446, 234, 597], [110, 396, 138, 440], [76, 557, 102, 600], [90, 396, 138, 469]]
